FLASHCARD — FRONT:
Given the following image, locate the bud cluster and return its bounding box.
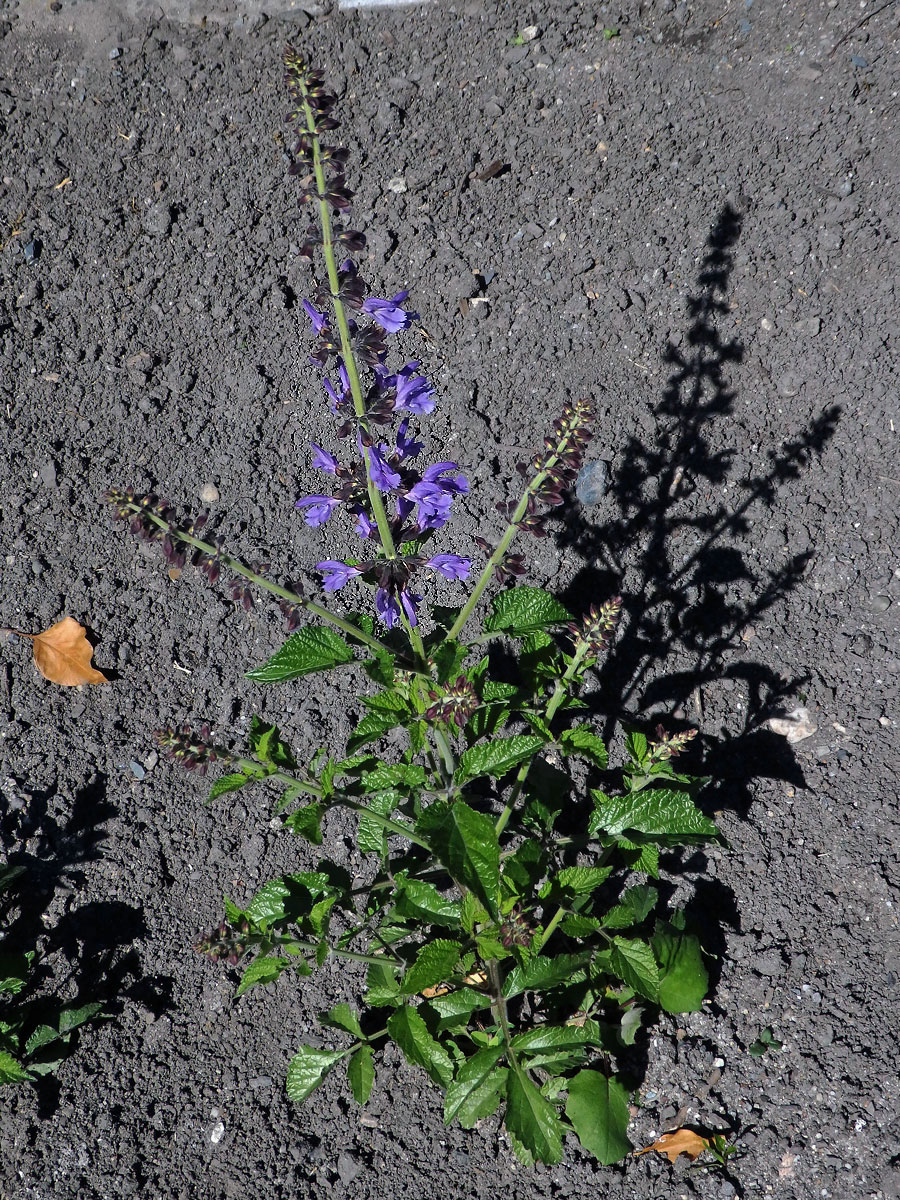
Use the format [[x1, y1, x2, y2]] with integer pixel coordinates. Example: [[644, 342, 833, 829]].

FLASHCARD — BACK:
[[195, 918, 252, 966], [423, 677, 478, 729], [567, 597, 623, 659], [156, 724, 231, 775], [648, 725, 697, 762]]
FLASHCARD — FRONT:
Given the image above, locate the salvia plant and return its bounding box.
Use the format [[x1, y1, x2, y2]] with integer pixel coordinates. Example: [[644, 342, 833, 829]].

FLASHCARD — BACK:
[[106, 49, 722, 1166]]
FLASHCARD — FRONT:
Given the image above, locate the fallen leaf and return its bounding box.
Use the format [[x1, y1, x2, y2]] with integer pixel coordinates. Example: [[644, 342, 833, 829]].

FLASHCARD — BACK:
[[634, 1128, 712, 1164], [6, 617, 109, 686]]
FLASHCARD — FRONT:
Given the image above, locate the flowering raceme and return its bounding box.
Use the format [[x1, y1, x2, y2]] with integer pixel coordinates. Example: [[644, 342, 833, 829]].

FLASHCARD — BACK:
[[286, 72, 470, 628]]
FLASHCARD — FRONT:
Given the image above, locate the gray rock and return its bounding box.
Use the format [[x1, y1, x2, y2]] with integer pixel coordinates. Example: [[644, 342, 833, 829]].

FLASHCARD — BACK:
[[576, 459, 610, 505], [142, 201, 173, 237]]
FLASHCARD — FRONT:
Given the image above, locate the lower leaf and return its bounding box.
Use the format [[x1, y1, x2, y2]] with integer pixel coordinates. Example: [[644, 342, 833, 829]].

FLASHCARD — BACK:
[[505, 1066, 563, 1165], [286, 1046, 347, 1104], [565, 1069, 632, 1164]]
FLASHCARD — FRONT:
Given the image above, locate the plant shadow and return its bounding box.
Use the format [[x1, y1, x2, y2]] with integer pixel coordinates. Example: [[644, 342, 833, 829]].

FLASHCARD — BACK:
[[0, 772, 172, 1114]]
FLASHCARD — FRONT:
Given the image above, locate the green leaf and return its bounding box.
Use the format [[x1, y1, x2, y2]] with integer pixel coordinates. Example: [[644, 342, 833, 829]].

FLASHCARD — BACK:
[[361, 762, 425, 791], [401, 940, 463, 994], [602, 884, 657, 930], [429, 638, 467, 684], [565, 1070, 632, 1164], [554, 865, 613, 896], [347, 1044, 375, 1104], [444, 1046, 506, 1127], [365, 960, 401, 1007], [246, 628, 355, 682], [286, 1046, 347, 1103], [619, 1005, 644, 1046], [456, 735, 545, 785], [609, 938, 660, 1002], [393, 879, 461, 928], [589, 788, 719, 838], [236, 956, 291, 997], [503, 953, 590, 999], [320, 1003, 364, 1038], [386, 1006, 454, 1087], [283, 802, 324, 845], [485, 587, 572, 636], [23, 1024, 60, 1056], [749, 1027, 783, 1056], [466, 702, 512, 740], [357, 789, 401, 857], [208, 772, 251, 800], [0, 864, 26, 894], [57, 1003, 102, 1036], [0, 1050, 33, 1084], [625, 729, 649, 765], [560, 725, 608, 769], [505, 1066, 563, 1164], [249, 716, 295, 767], [653, 920, 708, 1012], [425, 987, 493, 1032], [417, 801, 499, 919], [348, 708, 407, 753], [0, 952, 32, 996], [510, 1023, 606, 1055]]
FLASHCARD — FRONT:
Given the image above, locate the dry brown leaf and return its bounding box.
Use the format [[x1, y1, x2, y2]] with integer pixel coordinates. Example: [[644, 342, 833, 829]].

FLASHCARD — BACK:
[[633, 1128, 712, 1164], [7, 617, 109, 686]]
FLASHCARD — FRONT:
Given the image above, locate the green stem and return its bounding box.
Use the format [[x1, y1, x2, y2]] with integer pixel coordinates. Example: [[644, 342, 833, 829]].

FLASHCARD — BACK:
[[535, 905, 566, 953], [120, 502, 403, 664], [232, 761, 433, 850]]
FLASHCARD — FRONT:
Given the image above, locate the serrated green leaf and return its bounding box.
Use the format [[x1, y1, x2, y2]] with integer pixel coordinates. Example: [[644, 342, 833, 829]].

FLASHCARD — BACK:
[[348, 1044, 375, 1104], [505, 1066, 563, 1164], [653, 920, 708, 1012], [321, 1003, 363, 1038], [357, 789, 401, 857], [392, 879, 461, 928], [286, 1046, 347, 1104], [522, 712, 553, 740], [236, 956, 291, 997], [361, 762, 425, 791], [560, 913, 602, 937], [510, 1022, 606, 1054], [555, 865, 613, 896], [57, 1003, 102, 1036], [0, 1050, 33, 1084], [246, 628, 355, 682], [365, 960, 401, 1007], [401, 940, 463, 994], [283, 802, 324, 845], [466, 701, 512, 740], [565, 1070, 632, 1164], [503, 953, 590, 999], [425, 987, 493, 1032], [416, 801, 499, 919], [589, 789, 718, 838], [361, 690, 410, 715], [23, 1024, 59, 1056], [444, 1045, 506, 1126], [386, 1006, 454, 1087], [602, 884, 657, 930], [429, 638, 467, 685], [456, 735, 545, 785], [0, 952, 32, 996], [485, 587, 572, 636], [609, 937, 660, 1002], [208, 773, 251, 801], [348, 709, 406, 753], [560, 725, 608, 769], [625, 729, 648, 765]]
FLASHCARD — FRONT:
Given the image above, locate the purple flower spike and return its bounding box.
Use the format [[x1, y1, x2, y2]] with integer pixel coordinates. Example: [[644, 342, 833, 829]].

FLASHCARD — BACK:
[[303, 299, 328, 336], [368, 445, 402, 492], [394, 363, 436, 415], [427, 554, 471, 582], [362, 291, 418, 334], [311, 443, 339, 474], [318, 560, 362, 592], [295, 495, 340, 527], [423, 462, 469, 494]]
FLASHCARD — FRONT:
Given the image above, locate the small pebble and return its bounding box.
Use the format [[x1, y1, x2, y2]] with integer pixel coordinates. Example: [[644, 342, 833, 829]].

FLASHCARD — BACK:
[[129, 761, 146, 780], [142, 201, 173, 237], [850, 54, 868, 69], [576, 459, 610, 505], [143, 750, 158, 771], [868, 594, 891, 613], [386, 177, 407, 193], [108, 46, 122, 59], [200, 482, 220, 504], [39, 461, 57, 488], [23, 239, 40, 264], [767, 707, 817, 743]]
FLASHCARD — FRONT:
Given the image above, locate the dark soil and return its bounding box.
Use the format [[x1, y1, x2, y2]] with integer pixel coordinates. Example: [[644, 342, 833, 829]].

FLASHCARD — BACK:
[[1, 0, 898, 1196]]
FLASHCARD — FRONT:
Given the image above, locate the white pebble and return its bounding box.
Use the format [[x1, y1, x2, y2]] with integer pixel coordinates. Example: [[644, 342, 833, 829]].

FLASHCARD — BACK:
[[200, 483, 220, 504]]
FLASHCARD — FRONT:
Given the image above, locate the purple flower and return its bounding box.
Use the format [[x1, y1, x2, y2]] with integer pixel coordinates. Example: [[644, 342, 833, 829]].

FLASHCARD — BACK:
[[362, 291, 418, 334], [354, 510, 375, 538], [317, 560, 362, 592], [393, 363, 436, 415], [376, 587, 421, 629], [295, 495, 340, 527], [395, 419, 423, 463], [427, 554, 471, 582], [311, 443, 339, 474], [368, 444, 402, 492], [303, 299, 328, 336], [407, 462, 468, 528], [324, 361, 352, 413], [423, 462, 469, 495]]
